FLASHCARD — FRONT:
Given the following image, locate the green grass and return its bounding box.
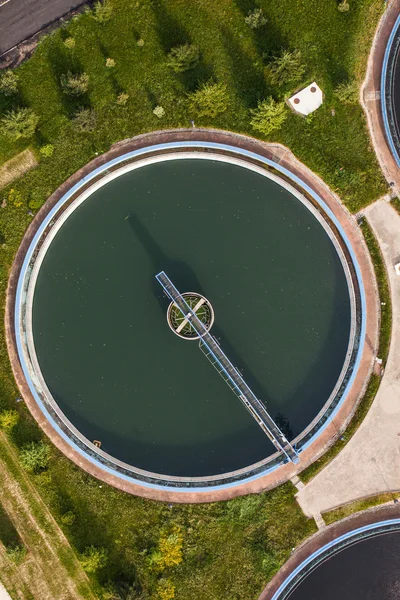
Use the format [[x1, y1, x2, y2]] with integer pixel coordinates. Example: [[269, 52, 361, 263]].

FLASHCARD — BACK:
[[323, 492, 400, 525], [0, 1, 390, 597], [391, 197, 400, 214], [300, 220, 392, 484]]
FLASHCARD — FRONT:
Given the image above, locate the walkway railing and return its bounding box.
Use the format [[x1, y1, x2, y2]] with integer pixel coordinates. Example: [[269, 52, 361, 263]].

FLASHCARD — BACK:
[[156, 271, 299, 463]]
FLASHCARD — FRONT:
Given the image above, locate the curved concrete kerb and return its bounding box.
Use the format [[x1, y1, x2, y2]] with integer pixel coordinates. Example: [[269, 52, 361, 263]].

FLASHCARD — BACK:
[[6, 129, 378, 502]]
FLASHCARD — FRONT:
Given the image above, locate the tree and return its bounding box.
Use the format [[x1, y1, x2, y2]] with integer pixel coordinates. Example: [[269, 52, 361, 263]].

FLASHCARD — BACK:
[[334, 79, 358, 104], [39, 143, 54, 157], [61, 511, 76, 525], [60, 72, 89, 96], [338, 0, 350, 12], [80, 546, 108, 572], [20, 441, 51, 472], [250, 97, 287, 136], [269, 49, 305, 86], [1, 108, 39, 140], [188, 81, 229, 118], [0, 409, 19, 431], [72, 108, 96, 132], [245, 8, 267, 29], [166, 44, 199, 73], [153, 105, 165, 118], [0, 70, 19, 96], [92, 0, 113, 22], [64, 37, 76, 49]]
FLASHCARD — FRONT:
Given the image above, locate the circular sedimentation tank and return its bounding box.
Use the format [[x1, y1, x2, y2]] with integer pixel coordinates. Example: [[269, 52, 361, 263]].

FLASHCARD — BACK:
[[13, 140, 364, 493], [270, 520, 400, 600], [382, 13, 400, 164]]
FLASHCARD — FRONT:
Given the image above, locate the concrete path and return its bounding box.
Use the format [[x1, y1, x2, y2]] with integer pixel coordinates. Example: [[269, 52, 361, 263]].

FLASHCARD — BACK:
[[297, 200, 400, 517], [0, 584, 11, 600], [0, 0, 86, 56]]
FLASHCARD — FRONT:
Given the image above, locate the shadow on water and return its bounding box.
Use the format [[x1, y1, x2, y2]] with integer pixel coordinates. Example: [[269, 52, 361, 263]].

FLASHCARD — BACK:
[[126, 213, 296, 437]]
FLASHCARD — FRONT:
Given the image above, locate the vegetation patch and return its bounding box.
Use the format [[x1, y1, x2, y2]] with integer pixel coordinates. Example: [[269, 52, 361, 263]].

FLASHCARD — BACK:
[[0, 149, 38, 190], [300, 220, 392, 484], [323, 492, 400, 525], [0, 502, 23, 552]]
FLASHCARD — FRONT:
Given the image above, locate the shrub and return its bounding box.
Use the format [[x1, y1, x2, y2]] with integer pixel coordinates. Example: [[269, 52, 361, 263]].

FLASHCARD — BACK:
[[245, 8, 267, 29], [72, 108, 96, 132], [153, 105, 165, 118], [39, 143, 54, 157], [6, 545, 26, 565], [0, 409, 19, 431], [61, 511, 76, 525], [92, 0, 113, 22], [115, 92, 129, 106], [1, 108, 39, 140], [269, 49, 305, 86], [60, 72, 89, 96], [20, 441, 51, 472], [105, 57, 116, 68], [166, 44, 199, 73], [63, 37, 76, 49], [250, 97, 287, 136], [136, 38, 145, 47], [7, 188, 23, 207], [0, 70, 19, 96], [28, 192, 44, 210], [334, 79, 358, 104], [157, 579, 175, 600], [188, 81, 229, 118], [338, 0, 350, 11], [80, 546, 108, 572], [150, 526, 183, 571]]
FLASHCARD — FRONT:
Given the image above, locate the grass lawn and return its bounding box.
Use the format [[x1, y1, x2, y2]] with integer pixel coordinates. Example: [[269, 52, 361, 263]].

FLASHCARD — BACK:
[[323, 492, 400, 525], [0, 0, 391, 597]]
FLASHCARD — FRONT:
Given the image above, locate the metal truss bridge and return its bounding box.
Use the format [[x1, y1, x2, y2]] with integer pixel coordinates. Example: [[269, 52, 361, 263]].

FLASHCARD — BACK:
[[156, 271, 299, 464]]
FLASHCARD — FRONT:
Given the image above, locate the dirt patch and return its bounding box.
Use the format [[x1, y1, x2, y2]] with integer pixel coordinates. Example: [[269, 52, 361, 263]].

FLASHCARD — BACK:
[[0, 150, 38, 191]]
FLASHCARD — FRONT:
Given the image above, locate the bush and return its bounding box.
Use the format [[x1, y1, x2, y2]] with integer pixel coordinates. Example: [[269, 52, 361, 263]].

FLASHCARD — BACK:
[[250, 97, 287, 136], [80, 546, 108, 572], [39, 143, 54, 157], [63, 37, 76, 49], [92, 0, 113, 23], [20, 441, 51, 472], [7, 188, 23, 207], [153, 105, 165, 118], [157, 579, 175, 600], [338, 0, 350, 12], [60, 72, 89, 96], [136, 38, 145, 47], [115, 92, 129, 106], [6, 545, 26, 565], [61, 511, 76, 525], [72, 108, 96, 132], [105, 57, 116, 68], [269, 49, 305, 86], [245, 8, 267, 29], [1, 108, 39, 140], [0, 70, 19, 96], [334, 79, 358, 104], [0, 409, 19, 431], [166, 44, 199, 73], [188, 81, 229, 118]]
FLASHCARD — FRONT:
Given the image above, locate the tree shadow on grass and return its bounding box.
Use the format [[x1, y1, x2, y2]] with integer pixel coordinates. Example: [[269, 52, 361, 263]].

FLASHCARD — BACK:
[[233, 0, 287, 60], [49, 45, 91, 116]]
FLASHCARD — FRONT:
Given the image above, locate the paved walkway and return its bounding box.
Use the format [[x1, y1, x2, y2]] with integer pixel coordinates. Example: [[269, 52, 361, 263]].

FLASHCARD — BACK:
[[297, 200, 400, 517]]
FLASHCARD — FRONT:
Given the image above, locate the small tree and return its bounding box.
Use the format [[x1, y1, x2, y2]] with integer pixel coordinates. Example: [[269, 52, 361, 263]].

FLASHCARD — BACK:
[[250, 97, 287, 136], [92, 0, 113, 22], [153, 105, 165, 118], [105, 57, 116, 68], [61, 510, 76, 525], [0, 70, 19, 96], [72, 108, 96, 132], [338, 0, 350, 12], [0, 409, 19, 431], [61, 72, 89, 96], [64, 37, 76, 49], [245, 8, 267, 29], [39, 143, 54, 157], [188, 81, 229, 118], [1, 108, 39, 140], [115, 92, 129, 106], [20, 441, 51, 472], [269, 49, 305, 86], [80, 546, 108, 573], [166, 44, 199, 73], [334, 79, 358, 104]]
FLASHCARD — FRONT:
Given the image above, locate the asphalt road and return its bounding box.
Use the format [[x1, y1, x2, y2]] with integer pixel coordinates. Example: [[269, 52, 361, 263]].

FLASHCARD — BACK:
[[0, 0, 86, 55]]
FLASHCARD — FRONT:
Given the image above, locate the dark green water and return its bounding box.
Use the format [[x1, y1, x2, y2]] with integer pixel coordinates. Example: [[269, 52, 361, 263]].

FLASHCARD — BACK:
[[288, 531, 400, 599], [32, 159, 351, 477]]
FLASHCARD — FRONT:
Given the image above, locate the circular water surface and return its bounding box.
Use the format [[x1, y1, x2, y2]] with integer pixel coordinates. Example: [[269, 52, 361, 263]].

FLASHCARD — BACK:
[[31, 158, 351, 477], [286, 529, 400, 600]]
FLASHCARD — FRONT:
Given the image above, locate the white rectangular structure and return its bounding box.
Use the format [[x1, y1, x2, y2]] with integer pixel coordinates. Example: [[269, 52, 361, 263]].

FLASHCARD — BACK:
[[288, 82, 323, 116]]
